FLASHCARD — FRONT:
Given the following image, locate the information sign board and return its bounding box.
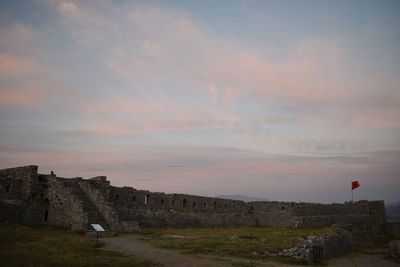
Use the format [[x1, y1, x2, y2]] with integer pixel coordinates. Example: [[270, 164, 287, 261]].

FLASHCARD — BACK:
[[90, 224, 105, 232]]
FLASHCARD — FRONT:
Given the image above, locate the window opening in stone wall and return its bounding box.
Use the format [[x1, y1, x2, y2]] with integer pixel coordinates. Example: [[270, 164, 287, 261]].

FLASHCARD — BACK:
[[233, 204, 236, 208], [171, 199, 176, 206], [115, 194, 119, 200], [224, 204, 227, 209], [203, 203, 207, 209], [160, 199, 164, 205], [183, 199, 187, 208], [132, 196, 136, 202], [213, 201, 217, 209], [145, 194, 149, 205], [44, 210, 48, 221], [192, 202, 196, 208], [250, 206, 254, 211], [281, 206, 285, 210], [5, 184, 10, 192]]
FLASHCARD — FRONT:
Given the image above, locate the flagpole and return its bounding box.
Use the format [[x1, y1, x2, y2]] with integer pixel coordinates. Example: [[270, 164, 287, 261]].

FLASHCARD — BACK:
[[351, 186, 353, 202]]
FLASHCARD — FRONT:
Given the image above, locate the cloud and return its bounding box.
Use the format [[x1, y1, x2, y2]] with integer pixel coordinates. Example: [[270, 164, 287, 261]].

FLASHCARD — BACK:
[[49, 1, 348, 104], [208, 83, 218, 103], [0, 84, 41, 105], [84, 96, 166, 116], [0, 53, 43, 77]]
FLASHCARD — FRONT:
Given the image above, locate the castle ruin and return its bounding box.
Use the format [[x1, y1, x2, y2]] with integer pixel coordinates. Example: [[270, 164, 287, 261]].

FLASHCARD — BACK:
[[0, 165, 387, 238]]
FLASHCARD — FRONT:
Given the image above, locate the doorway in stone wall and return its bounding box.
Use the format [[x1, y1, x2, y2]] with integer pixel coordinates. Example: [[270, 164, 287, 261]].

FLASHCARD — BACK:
[[44, 198, 49, 222]]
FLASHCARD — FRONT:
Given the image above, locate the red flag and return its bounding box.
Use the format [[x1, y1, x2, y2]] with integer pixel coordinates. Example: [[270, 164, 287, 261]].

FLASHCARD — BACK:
[[352, 181, 360, 190]]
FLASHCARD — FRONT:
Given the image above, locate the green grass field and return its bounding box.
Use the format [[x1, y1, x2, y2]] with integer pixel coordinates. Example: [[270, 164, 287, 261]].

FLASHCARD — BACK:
[[0, 222, 159, 267], [140, 226, 342, 263]]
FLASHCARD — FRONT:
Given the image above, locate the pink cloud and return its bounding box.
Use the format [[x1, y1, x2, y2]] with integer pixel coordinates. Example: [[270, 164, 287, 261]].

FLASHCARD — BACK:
[[0, 83, 48, 105], [0, 53, 43, 77], [52, 1, 348, 105], [0, 90, 32, 105], [84, 97, 166, 116], [208, 83, 218, 103]]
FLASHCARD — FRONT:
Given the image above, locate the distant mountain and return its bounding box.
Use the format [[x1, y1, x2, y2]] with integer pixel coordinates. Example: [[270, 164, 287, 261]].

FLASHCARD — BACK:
[[215, 194, 268, 202], [386, 201, 400, 222], [386, 201, 400, 208]]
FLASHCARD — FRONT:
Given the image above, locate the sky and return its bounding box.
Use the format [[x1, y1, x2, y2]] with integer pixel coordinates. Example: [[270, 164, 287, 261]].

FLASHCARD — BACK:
[[0, 0, 399, 203]]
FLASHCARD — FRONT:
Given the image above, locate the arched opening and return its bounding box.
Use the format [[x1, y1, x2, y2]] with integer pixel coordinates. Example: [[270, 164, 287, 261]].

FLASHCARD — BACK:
[[213, 201, 217, 209], [43, 198, 49, 222], [183, 199, 187, 208], [145, 194, 150, 205], [132, 196, 136, 202]]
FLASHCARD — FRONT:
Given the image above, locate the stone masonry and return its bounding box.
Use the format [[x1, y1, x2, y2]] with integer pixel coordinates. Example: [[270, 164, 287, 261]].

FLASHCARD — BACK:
[[0, 165, 388, 236]]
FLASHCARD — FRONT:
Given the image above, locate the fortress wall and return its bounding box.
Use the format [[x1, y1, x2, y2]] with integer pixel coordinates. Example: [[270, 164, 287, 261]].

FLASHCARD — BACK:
[[46, 177, 89, 230], [215, 201, 375, 228], [0, 165, 38, 200], [246, 201, 371, 216], [249, 201, 296, 213], [77, 178, 121, 231], [255, 211, 298, 227], [110, 186, 249, 214], [0, 165, 389, 234], [0, 166, 48, 225], [297, 214, 373, 228], [366, 200, 387, 237], [367, 201, 386, 217], [116, 206, 257, 228], [107, 185, 383, 229], [290, 202, 370, 216], [0, 199, 27, 223], [109, 186, 259, 228]]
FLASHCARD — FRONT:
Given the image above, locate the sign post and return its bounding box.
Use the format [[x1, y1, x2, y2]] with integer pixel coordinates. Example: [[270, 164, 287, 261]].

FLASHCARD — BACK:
[[90, 224, 105, 248]]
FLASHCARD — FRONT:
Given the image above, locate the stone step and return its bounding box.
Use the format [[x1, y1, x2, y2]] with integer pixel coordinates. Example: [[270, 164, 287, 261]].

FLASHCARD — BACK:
[[63, 180, 110, 231]]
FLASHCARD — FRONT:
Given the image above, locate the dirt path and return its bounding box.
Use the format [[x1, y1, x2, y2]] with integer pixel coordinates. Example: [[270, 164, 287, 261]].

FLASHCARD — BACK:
[[327, 254, 400, 267], [100, 234, 399, 267], [101, 234, 230, 266], [100, 234, 294, 267]]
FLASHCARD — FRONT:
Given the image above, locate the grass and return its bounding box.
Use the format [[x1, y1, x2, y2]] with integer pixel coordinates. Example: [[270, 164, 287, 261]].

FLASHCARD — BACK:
[[140, 226, 342, 263], [0, 222, 160, 267]]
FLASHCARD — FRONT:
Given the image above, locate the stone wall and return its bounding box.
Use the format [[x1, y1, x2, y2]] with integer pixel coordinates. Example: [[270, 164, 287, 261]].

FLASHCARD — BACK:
[[109, 186, 257, 228], [0, 165, 39, 200], [45, 176, 90, 230], [109, 186, 249, 214], [0, 165, 389, 235], [386, 222, 400, 239], [77, 177, 122, 231], [0, 166, 47, 225], [278, 231, 353, 262], [107, 185, 385, 230]]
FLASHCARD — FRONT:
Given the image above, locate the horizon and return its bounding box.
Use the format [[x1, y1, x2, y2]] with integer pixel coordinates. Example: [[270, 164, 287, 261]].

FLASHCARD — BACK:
[[1, 0, 399, 204]]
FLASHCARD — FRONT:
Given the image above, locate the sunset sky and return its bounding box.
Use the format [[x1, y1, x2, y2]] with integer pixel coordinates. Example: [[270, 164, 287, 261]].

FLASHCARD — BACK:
[[1, 0, 399, 203]]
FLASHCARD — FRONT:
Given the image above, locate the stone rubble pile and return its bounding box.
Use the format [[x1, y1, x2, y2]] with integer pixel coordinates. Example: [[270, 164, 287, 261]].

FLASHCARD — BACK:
[[273, 231, 351, 261]]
